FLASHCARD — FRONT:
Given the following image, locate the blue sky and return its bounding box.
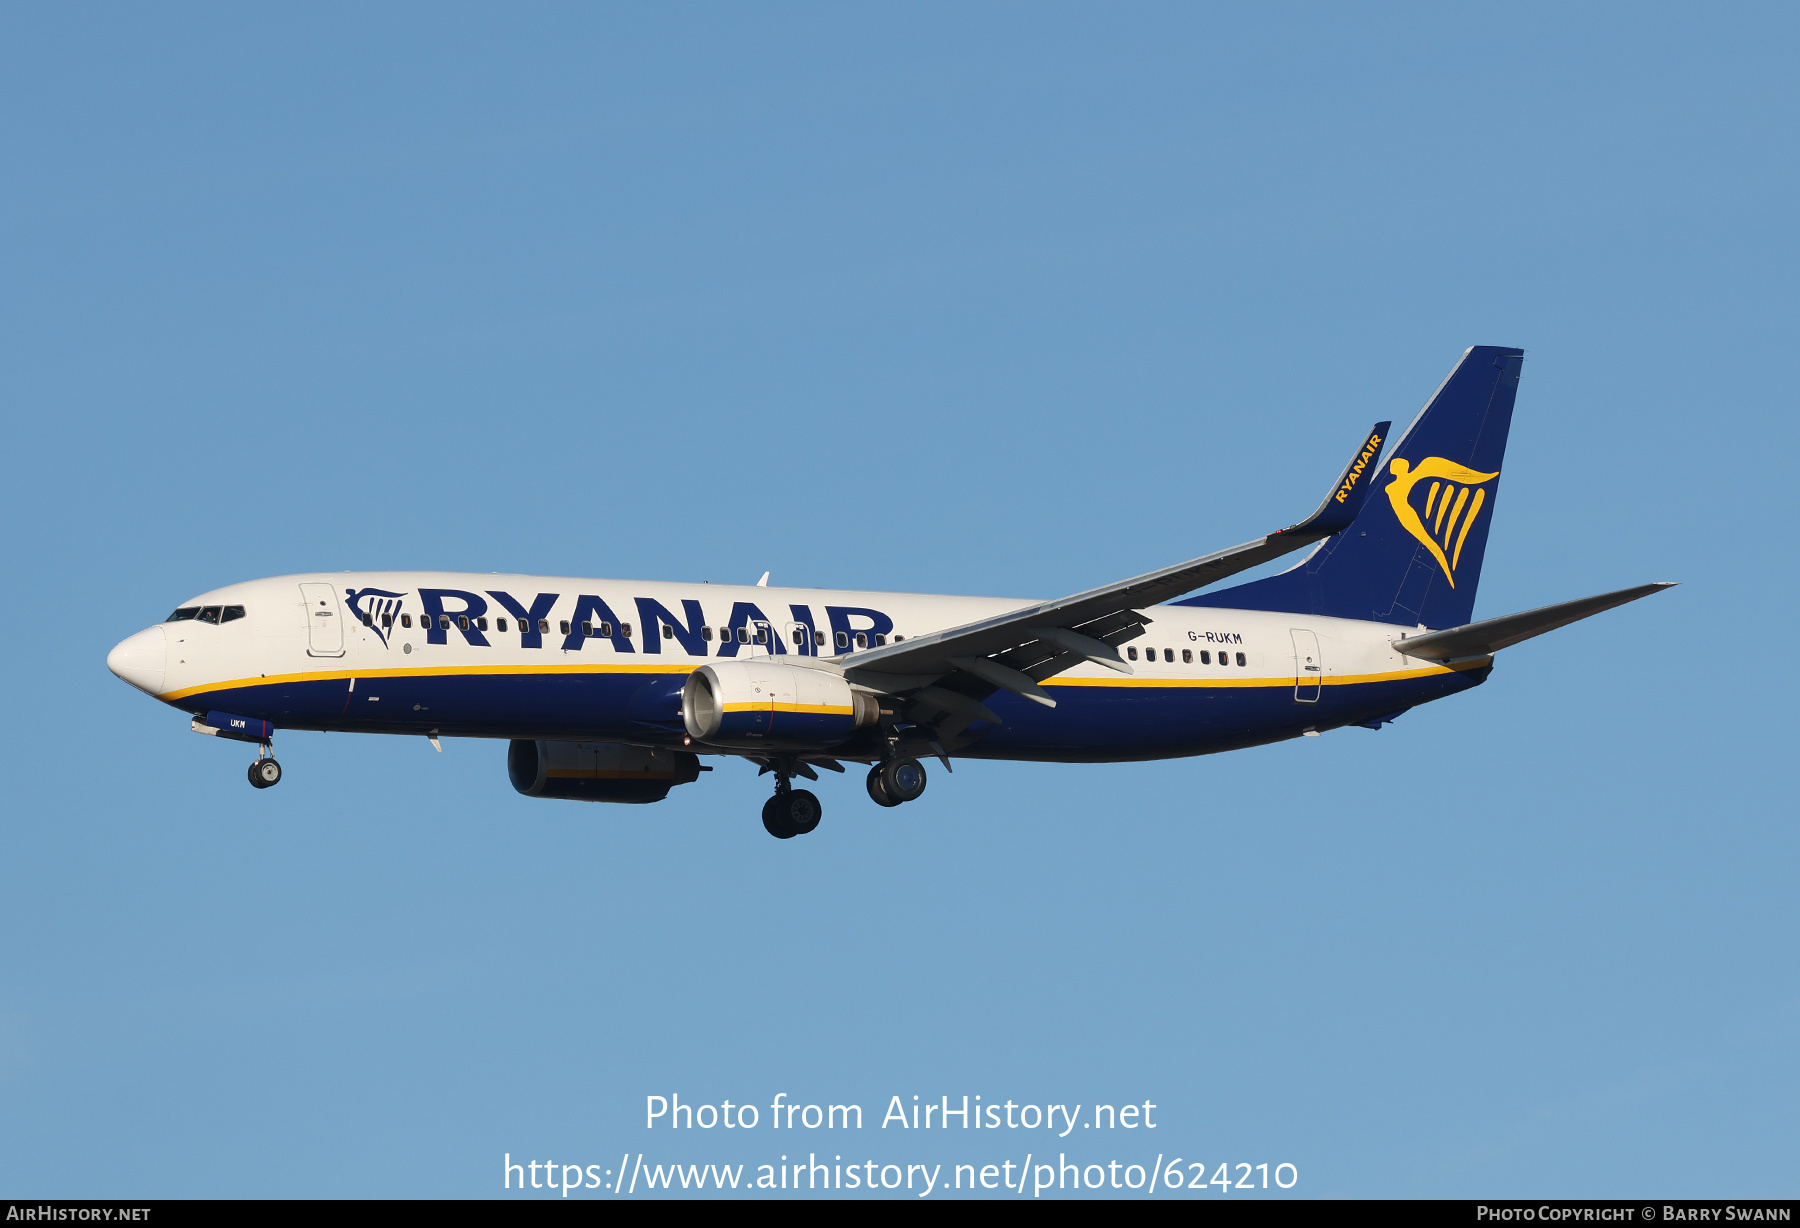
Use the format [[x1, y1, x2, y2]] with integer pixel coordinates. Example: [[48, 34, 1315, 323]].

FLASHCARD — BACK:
[[1, 3, 1794, 1198]]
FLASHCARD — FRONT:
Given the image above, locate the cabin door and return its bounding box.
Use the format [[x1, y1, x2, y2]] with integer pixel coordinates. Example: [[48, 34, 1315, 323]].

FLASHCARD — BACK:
[[299, 582, 346, 658], [1290, 628, 1322, 703]]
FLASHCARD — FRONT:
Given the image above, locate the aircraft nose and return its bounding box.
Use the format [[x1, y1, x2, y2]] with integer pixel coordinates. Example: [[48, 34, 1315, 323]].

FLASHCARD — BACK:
[[107, 625, 167, 696]]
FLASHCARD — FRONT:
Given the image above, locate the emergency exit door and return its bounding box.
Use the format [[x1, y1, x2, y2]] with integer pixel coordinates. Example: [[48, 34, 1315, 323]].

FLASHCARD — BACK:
[[1290, 628, 1322, 703]]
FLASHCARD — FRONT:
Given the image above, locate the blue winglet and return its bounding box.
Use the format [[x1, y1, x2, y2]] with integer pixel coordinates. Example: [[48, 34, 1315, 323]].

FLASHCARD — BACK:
[[1274, 421, 1392, 539]]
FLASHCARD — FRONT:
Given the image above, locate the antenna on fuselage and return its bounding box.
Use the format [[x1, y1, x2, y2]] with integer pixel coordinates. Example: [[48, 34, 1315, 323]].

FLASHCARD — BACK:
[[756, 572, 770, 587]]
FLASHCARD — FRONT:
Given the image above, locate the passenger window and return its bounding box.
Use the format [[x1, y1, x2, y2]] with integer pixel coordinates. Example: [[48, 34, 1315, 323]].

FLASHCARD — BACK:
[[836, 631, 849, 649], [439, 616, 451, 630], [198, 606, 222, 624], [737, 627, 749, 644], [662, 624, 674, 640], [166, 607, 200, 622], [458, 616, 470, 631], [875, 634, 887, 646], [381, 613, 392, 629], [1200, 650, 1210, 664], [1235, 652, 1246, 667], [222, 606, 246, 623], [582, 621, 593, 637], [854, 632, 867, 649], [496, 618, 507, 632], [1165, 649, 1174, 662], [719, 627, 730, 640], [538, 619, 549, 634], [792, 628, 805, 646], [894, 635, 904, 642], [621, 623, 633, 638], [756, 626, 769, 644], [599, 622, 614, 637], [1182, 649, 1192, 664], [478, 617, 489, 631], [702, 627, 713, 642], [1127, 646, 1138, 660], [402, 614, 412, 629], [559, 620, 570, 635]]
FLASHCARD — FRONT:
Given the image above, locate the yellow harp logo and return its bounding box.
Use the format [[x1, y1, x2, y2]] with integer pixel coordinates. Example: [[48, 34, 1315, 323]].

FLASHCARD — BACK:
[[1384, 457, 1499, 587]]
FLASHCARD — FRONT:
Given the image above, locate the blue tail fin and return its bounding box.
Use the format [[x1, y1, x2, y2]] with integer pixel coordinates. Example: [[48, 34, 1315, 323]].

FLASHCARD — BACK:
[[1179, 345, 1524, 629]]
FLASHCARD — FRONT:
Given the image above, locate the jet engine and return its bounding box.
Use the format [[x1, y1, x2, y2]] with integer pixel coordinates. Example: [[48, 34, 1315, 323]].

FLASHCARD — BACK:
[[681, 660, 880, 749], [507, 740, 701, 804]]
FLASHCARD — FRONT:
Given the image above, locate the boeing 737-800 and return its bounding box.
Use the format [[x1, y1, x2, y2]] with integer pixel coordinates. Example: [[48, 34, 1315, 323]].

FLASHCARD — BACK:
[[106, 346, 1671, 838]]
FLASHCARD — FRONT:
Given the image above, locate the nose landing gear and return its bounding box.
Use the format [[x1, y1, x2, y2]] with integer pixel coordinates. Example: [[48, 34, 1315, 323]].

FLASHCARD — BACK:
[[248, 744, 282, 789]]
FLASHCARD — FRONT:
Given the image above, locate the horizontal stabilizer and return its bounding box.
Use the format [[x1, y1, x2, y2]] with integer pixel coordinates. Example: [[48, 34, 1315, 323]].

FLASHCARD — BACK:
[[1393, 582, 1676, 662]]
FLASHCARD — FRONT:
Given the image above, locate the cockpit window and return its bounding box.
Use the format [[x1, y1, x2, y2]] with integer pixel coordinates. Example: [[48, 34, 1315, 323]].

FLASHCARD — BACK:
[[167, 607, 200, 622], [221, 605, 245, 623], [197, 606, 223, 624]]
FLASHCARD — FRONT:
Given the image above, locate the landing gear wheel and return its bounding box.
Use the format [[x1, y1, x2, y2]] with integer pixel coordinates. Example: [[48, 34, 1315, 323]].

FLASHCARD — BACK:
[[761, 789, 822, 839], [866, 766, 902, 808], [248, 758, 282, 789], [761, 795, 797, 839], [786, 789, 822, 835], [879, 757, 927, 804]]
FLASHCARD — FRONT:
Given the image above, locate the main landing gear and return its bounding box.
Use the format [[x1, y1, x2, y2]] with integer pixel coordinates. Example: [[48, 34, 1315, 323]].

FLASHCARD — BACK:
[[758, 755, 928, 838], [248, 744, 282, 789], [866, 757, 927, 808], [759, 755, 822, 839], [762, 783, 822, 839]]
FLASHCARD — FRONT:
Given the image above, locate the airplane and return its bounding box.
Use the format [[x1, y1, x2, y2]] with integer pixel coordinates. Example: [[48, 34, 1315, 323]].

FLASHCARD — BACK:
[[106, 346, 1672, 839]]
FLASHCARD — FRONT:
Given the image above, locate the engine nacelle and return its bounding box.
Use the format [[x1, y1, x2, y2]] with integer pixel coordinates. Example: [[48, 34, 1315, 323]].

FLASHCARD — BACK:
[[508, 740, 701, 804], [682, 660, 880, 749]]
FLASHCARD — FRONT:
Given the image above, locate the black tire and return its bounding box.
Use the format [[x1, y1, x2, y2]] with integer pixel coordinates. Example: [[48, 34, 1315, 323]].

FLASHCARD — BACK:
[[866, 766, 901, 808], [786, 789, 822, 835], [880, 757, 927, 803], [248, 758, 282, 789], [761, 794, 798, 839]]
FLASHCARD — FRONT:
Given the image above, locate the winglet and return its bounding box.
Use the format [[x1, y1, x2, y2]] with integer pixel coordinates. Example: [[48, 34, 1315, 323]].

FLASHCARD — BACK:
[[1274, 421, 1391, 539]]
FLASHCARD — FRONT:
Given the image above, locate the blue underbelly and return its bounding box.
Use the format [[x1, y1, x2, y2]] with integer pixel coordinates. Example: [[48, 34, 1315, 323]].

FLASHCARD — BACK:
[[175, 667, 1487, 758]]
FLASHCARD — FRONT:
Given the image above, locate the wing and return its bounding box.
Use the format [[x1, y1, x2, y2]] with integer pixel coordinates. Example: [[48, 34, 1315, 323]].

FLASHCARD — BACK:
[[840, 421, 1391, 732]]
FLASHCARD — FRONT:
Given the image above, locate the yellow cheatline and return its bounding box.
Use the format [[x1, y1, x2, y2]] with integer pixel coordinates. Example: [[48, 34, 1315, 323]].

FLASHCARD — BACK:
[[1041, 660, 1485, 690], [719, 702, 852, 715], [161, 660, 1486, 706], [158, 660, 700, 703], [1452, 488, 1485, 570]]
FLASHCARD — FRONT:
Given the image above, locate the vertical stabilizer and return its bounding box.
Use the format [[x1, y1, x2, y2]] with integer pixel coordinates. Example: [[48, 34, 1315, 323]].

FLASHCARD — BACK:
[[1180, 346, 1524, 628]]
